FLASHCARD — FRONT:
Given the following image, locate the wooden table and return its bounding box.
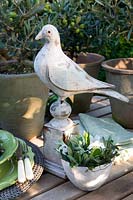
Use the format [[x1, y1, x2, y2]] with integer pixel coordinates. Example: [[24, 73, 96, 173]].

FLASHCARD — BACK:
[[18, 96, 133, 200]]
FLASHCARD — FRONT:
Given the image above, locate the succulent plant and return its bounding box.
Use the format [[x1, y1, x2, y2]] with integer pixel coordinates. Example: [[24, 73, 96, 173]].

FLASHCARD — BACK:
[[57, 132, 119, 170]]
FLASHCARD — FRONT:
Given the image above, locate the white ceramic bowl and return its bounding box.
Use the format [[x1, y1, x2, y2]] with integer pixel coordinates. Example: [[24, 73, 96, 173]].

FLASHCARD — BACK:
[[61, 160, 112, 191]]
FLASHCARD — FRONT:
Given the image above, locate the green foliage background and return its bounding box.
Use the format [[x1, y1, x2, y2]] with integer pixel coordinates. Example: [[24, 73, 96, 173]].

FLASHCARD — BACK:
[[0, 0, 132, 73]]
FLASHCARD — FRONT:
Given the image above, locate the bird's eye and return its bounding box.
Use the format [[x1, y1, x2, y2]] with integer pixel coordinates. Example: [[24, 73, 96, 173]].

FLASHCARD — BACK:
[[48, 30, 51, 34]]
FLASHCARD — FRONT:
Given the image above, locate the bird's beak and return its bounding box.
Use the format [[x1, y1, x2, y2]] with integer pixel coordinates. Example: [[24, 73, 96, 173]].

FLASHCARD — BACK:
[[35, 30, 43, 40]]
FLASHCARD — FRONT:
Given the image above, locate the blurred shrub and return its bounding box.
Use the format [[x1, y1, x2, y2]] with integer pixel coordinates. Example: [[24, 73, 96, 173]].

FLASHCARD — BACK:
[[0, 0, 132, 73], [0, 0, 47, 63], [43, 0, 98, 58], [90, 0, 133, 59]]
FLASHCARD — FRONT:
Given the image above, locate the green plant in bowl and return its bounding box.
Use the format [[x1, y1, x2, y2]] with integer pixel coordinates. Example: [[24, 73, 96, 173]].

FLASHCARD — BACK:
[[57, 132, 119, 191], [0, 130, 18, 164], [57, 132, 119, 169]]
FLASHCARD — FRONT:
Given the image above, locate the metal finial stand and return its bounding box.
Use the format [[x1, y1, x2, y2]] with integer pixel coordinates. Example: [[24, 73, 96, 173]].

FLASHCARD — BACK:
[[43, 98, 79, 178]]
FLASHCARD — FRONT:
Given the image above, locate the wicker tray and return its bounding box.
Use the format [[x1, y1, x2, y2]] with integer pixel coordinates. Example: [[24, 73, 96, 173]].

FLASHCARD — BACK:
[[0, 139, 44, 200]]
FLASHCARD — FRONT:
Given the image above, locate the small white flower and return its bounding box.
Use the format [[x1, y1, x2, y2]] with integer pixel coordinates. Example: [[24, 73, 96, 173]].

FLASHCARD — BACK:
[[88, 135, 105, 149]]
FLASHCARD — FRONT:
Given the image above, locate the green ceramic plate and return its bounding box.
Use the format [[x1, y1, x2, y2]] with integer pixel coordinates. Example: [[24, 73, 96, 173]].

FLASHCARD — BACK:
[[0, 138, 34, 191], [0, 130, 18, 164]]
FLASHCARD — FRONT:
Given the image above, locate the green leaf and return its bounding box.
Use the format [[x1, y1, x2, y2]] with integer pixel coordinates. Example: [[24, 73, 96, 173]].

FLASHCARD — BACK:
[[83, 132, 90, 147], [89, 147, 102, 158], [67, 155, 77, 165], [127, 27, 132, 40], [67, 146, 73, 156]]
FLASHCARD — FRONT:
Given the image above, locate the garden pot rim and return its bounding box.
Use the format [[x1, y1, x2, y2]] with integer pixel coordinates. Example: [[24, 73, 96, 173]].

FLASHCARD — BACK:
[[76, 52, 105, 66], [0, 72, 38, 79], [102, 58, 133, 75], [0, 59, 35, 77]]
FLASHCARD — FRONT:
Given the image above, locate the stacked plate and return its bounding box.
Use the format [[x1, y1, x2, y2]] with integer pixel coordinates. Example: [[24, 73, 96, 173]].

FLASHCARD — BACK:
[[0, 130, 34, 190], [0, 130, 44, 200]]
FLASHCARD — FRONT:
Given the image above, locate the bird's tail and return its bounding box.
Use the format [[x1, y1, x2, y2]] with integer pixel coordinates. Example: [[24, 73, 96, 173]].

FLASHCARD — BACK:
[[92, 89, 129, 102]]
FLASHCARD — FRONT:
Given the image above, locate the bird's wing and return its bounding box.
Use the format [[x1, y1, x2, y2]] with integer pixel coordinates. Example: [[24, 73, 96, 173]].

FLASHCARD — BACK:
[[48, 55, 113, 91]]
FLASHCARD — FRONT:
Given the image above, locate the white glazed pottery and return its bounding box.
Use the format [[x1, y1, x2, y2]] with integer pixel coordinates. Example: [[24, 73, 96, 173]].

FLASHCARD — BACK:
[[61, 159, 112, 191]]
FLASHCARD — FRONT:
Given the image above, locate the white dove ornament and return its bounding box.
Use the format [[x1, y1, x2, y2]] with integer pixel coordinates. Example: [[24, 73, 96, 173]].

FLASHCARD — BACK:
[[34, 24, 129, 130]]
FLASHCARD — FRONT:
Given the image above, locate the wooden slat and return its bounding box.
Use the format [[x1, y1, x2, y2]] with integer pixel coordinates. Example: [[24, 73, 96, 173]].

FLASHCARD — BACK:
[[31, 182, 85, 200], [30, 160, 133, 200], [122, 194, 133, 200], [71, 105, 111, 121], [91, 96, 108, 103], [103, 113, 112, 118], [18, 173, 65, 200], [71, 96, 109, 119], [109, 160, 133, 182], [88, 105, 111, 117], [71, 109, 111, 121], [89, 99, 110, 111], [31, 170, 133, 200], [30, 137, 43, 147], [77, 172, 133, 200]]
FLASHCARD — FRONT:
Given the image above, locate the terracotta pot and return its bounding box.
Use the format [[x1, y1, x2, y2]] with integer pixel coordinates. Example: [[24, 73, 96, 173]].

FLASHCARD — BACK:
[[70, 53, 105, 114], [61, 160, 112, 191], [0, 72, 49, 140], [102, 58, 133, 128]]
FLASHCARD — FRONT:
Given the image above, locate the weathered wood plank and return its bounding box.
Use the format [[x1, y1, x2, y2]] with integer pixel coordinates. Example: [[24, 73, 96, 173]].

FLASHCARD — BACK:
[[71, 105, 111, 121], [88, 105, 111, 117], [31, 182, 85, 200], [109, 160, 133, 182], [28, 156, 133, 200], [91, 96, 108, 103], [103, 113, 112, 118], [90, 99, 110, 111], [77, 172, 133, 200], [30, 137, 43, 147], [30, 160, 133, 200], [122, 194, 133, 200], [17, 173, 65, 200], [70, 96, 110, 120]]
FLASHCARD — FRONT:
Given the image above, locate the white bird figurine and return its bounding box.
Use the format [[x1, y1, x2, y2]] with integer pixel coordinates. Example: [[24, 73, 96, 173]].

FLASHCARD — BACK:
[[34, 24, 128, 102]]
